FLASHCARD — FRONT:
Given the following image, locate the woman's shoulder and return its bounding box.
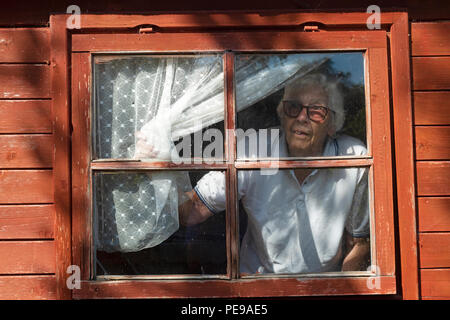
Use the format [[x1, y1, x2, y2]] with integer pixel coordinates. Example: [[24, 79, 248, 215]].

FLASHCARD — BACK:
[[335, 134, 367, 156]]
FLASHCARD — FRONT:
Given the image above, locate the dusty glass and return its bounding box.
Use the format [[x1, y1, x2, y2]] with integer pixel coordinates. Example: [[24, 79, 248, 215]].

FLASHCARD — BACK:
[[237, 168, 371, 276], [94, 170, 227, 276], [93, 54, 225, 162], [235, 52, 367, 160]]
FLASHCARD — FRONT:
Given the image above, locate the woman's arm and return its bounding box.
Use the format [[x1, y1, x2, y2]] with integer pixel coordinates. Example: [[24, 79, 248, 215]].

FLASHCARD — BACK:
[[179, 190, 214, 227], [341, 232, 370, 271]]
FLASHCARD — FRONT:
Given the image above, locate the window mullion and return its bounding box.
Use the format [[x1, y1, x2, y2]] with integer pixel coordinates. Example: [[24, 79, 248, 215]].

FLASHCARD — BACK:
[[224, 51, 240, 279]]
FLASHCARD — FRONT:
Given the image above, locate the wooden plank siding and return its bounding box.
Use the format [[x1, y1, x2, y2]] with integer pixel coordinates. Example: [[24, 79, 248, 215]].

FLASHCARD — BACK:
[[0, 241, 55, 274], [417, 197, 450, 232], [420, 269, 450, 300], [411, 23, 450, 57], [2, 1, 450, 27], [414, 92, 450, 125], [412, 57, 450, 91], [0, 205, 54, 239], [0, 100, 52, 134], [0, 65, 51, 99], [415, 127, 450, 160], [412, 22, 450, 300], [0, 135, 53, 168], [0, 170, 53, 203], [0, 27, 56, 299], [419, 233, 450, 268], [416, 162, 450, 197], [0, 28, 50, 63], [0, 276, 57, 300]]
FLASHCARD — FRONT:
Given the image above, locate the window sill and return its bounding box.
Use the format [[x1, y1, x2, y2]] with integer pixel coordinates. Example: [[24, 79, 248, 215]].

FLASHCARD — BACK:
[[73, 275, 396, 299]]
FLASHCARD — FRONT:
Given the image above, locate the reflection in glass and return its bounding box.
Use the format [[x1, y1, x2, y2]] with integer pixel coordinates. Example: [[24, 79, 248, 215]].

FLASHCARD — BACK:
[[94, 171, 227, 276], [237, 168, 371, 276], [236, 53, 367, 159], [93, 54, 225, 161]]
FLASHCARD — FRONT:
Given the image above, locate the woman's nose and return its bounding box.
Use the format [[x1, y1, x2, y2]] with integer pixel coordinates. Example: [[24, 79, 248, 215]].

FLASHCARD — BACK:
[[296, 107, 309, 122]]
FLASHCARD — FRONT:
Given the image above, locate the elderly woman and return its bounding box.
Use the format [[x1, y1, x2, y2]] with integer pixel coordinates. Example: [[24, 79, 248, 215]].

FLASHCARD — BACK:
[[181, 72, 370, 274]]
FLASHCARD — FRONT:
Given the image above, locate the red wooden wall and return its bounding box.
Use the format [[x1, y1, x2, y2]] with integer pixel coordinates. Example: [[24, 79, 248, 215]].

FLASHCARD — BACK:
[[0, 28, 57, 299], [0, 2, 449, 300], [412, 22, 450, 300]]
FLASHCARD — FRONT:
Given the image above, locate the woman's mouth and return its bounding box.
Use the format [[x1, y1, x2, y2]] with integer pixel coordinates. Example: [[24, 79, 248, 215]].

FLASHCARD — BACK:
[[293, 129, 310, 137]]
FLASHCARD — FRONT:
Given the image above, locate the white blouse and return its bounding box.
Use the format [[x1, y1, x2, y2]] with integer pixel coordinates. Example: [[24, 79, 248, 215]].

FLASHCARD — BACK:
[[195, 132, 369, 274]]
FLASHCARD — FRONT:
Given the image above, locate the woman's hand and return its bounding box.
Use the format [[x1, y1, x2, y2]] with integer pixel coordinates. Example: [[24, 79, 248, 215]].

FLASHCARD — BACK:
[[341, 236, 370, 271], [134, 115, 178, 160], [134, 130, 159, 159]]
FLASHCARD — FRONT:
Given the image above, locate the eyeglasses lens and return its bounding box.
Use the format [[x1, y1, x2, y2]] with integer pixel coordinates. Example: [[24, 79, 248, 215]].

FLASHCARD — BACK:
[[283, 101, 327, 122]]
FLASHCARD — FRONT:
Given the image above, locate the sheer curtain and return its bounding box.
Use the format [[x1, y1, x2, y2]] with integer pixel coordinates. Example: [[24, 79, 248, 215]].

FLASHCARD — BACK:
[[94, 54, 326, 252]]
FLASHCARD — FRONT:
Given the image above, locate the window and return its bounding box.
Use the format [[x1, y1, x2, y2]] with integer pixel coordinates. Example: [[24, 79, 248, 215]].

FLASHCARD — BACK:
[[69, 13, 398, 298]]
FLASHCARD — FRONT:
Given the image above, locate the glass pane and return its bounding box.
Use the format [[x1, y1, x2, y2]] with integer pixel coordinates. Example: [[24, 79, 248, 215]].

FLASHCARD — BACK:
[[94, 170, 227, 276], [93, 54, 225, 162], [235, 53, 367, 159], [236, 168, 371, 276]]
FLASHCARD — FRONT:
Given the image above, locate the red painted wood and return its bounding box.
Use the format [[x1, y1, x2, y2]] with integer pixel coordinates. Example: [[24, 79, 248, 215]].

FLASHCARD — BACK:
[[90, 158, 372, 171], [367, 46, 396, 276], [390, 13, 419, 299], [419, 233, 450, 268], [0, 134, 53, 168], [71, 52, 91, 281], [0, 170, 53, 203], [72, 31, 387, 52], [73, 276, 396, 299], [0, 28, 49, 63], [50, 14, 73, 300], [0, 100, 52, 134], [418, 197, 450, 232], [411, 22, 450, 56], [3, 2, 450, 26], [414, 92, 450, 125], [415, 126, 450, 160], [0, 275, 57, 300], [224, 52, 238, 279], [74, 12, 403, 29], [0, 65, 50, 98], [0, 240, 55, 274], [0, 204, 54, 239], [413, 57, 450, 91], [420, 269, 450, 299], [416, 161, 450, 196]]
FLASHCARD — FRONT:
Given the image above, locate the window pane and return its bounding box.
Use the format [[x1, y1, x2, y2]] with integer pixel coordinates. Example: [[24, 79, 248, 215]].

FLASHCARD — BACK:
[[236, 167, 371, 276], [94, 170, 227, 276], [235, 53, 367, 159], [93, 54, 225, 162]]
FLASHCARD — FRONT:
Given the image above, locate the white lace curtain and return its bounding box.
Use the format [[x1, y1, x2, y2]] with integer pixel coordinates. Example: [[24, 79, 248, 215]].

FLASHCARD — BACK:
[[94, 54, 326, 252]]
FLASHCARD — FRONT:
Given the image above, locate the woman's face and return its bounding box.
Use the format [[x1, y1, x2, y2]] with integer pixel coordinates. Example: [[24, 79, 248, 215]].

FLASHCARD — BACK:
[[280, 84, 334, 157]]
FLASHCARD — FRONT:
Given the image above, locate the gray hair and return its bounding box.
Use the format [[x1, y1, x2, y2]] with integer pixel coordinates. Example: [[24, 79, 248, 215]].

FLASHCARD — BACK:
[[277, 73, 345, 133]]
